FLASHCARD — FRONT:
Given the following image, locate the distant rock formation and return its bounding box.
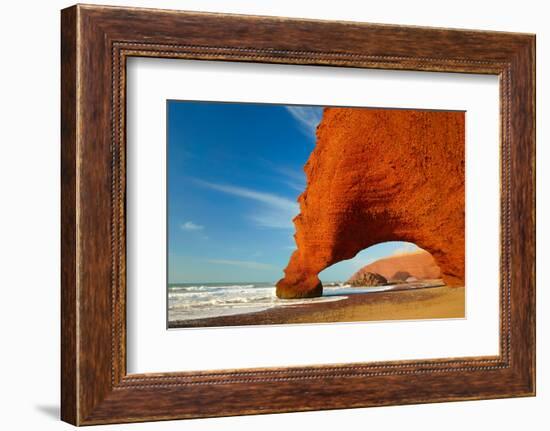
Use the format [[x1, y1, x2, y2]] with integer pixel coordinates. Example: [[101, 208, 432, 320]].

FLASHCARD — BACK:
[[392, 271, 412, 282], [348, 272, 388, 287], [276, 108, 465, 299], [348, 250, 441, 285]]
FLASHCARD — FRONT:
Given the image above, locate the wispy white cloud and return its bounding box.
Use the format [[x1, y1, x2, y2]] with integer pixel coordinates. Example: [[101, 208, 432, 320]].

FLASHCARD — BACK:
[[285, 106, 324, 138], [194, 179, 299, 229], [249, 212, 296, 229], [181, 221, 204, 231], [259, 158, 306, 193], [274, 165, 306, 192], [205, 259, 275, 270], [282, 181, 306, 192], [195, 180, 295, 210], [275, 165, 305, 182]]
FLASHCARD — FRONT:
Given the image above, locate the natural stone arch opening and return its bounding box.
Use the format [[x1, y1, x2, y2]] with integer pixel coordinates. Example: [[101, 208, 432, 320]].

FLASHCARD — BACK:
[[318, 241, 442, 287], [275, 107, 465, 299]]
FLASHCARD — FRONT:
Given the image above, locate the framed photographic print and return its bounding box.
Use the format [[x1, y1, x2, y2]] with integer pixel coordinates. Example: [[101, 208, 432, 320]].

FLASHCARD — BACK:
[[61, 4, 536, 425]]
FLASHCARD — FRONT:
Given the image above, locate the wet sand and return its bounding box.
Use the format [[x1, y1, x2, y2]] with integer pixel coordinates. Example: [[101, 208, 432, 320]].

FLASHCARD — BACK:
[[169, 285, 465, 329]]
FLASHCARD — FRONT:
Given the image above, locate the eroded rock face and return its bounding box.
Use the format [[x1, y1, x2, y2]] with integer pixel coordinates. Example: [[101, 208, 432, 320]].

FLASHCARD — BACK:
[[348, 272, 387, 287], [276, 108, 465, 299]]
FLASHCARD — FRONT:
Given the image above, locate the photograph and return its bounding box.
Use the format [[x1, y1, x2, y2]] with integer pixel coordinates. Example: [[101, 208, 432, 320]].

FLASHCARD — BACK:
[[167, 101, 466, 328]]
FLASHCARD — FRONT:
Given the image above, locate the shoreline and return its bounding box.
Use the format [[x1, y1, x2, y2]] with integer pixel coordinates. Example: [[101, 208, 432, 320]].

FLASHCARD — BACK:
[[169, 285, 465, 329]]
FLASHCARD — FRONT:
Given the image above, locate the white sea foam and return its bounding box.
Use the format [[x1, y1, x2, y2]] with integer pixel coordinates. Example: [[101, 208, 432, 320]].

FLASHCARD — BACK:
[[168, 283, 346, 321], [167, 281, 442, 321]]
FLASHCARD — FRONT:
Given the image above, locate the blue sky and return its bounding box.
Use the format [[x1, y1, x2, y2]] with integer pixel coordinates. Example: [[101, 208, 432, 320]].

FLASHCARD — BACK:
[[167, 101, 417, 283]]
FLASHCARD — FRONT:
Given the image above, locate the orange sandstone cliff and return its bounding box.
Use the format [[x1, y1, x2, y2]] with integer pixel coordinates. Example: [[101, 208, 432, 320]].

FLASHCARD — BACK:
[[276, 108, 465, 299], [348, 250, 441, 284]]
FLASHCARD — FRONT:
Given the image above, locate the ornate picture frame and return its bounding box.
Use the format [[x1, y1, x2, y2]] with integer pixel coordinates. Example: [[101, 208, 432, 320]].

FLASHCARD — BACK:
[[61, 4, 535, 425]]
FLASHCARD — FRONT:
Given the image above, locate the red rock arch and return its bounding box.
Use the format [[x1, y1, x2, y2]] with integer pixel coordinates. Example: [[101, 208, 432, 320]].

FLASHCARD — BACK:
[[276, 108, 465, 299]]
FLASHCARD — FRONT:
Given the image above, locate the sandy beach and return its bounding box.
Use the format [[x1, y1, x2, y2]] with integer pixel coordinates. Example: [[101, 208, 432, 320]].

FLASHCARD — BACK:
[[169, 285, 465, 329]]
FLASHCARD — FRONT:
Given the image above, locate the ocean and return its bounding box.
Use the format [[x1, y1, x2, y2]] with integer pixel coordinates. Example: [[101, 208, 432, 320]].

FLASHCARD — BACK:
[[167, 282, 424, 322]]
